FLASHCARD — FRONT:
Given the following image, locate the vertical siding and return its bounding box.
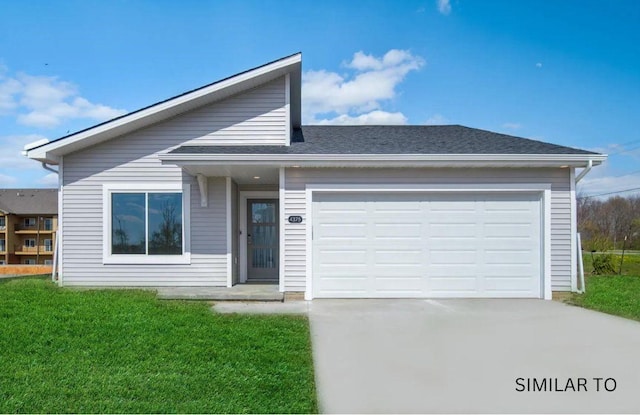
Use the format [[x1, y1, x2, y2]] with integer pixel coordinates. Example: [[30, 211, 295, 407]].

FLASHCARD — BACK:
[[283, 167, 573, 292]]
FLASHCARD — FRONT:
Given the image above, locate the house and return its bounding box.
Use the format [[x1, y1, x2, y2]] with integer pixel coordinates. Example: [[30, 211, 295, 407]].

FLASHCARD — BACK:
[[0, 189, 58, 265], [25, 53, 606, 300]]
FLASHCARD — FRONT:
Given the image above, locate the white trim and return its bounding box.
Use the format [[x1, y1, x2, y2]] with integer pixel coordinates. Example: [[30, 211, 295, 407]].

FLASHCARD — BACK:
[[196, 174, 208, 208], [543, 187, 552, 299], [27, 54, 302, 162], [570, 168, 578, 292], [285, 73, 291, 146], [58, 156, 64, 286], [226, 178, 233, 288], [102, 183, 191, 265], [303, 183, 552, 301], [279, 168, 286, 292], [239, 190, 279, 283]]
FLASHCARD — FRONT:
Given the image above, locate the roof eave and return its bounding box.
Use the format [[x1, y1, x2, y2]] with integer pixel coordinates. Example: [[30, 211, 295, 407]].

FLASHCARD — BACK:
[[158, 153, 607, 168]]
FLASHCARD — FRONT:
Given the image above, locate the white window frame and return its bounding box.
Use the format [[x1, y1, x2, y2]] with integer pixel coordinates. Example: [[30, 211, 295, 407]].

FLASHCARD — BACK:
[[44, 239, 53, 252], [44, 218, 53, 231], [24, 217, 36, 227], [0, 260, 5, 265], [0, 217, 5, 229], [23, 259, 36, 265], [44, 259, 53, 265], [102, 183, 191, 265], [0, 239, 5, 252], [24, 238, 36, 248]]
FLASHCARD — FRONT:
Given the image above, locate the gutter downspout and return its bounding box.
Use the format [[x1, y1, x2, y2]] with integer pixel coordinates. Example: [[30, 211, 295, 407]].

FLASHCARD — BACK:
[[40, 162, 59, 281], [41, 162, 58, 175], [574, 159, 593, 293], [575, 159, 593, 184]]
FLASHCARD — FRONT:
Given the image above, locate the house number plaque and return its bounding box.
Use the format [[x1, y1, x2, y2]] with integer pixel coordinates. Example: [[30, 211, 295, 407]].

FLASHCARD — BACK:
[[288, 216, 303, 223]]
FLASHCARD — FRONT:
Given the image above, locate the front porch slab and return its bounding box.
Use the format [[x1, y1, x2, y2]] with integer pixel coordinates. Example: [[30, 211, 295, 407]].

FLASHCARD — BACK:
[[156, 284, 283, 301]]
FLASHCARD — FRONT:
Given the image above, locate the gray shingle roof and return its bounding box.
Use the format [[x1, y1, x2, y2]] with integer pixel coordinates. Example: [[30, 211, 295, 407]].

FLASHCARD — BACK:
[[0, 189, 58, 215], [169, 125, 598, 155]]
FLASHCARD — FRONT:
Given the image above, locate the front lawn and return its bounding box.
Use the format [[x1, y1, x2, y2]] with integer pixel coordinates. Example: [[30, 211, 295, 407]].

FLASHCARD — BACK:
[[568, 254, 640, 321], [0, 278, 317, 413]]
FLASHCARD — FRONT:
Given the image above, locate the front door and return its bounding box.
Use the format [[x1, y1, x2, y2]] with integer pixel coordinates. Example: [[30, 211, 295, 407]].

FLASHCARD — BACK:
[[247, 199, 279, 282]]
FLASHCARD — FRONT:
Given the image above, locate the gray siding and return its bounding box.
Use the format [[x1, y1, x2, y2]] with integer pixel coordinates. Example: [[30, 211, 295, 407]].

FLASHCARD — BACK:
[[60, 78, 287, 286], [181, 77, 286, 146], [283, 167, 573, 292]]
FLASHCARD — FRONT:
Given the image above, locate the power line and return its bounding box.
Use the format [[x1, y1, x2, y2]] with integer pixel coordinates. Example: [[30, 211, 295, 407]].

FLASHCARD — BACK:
[[578, 187, 640, 199]]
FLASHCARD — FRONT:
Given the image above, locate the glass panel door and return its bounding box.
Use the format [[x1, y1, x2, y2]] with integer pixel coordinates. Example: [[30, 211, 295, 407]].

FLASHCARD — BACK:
[[247, 199, 279, 281]]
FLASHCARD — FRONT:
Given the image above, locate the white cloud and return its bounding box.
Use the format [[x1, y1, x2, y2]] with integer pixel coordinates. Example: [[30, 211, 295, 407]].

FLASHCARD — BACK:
[[0, 134, 49, 170], [0, 173, 17, 186], [502, 122, 522, 130], [0, 69, 126, 128], [536, 62, 543, 68], [303, 49, 424, 124], [578, 173, 640, 198], [425, 113, 449, 125], [39, 173, 59, 186], [437, 0, 451, 15], [315, 110, 408, 125]]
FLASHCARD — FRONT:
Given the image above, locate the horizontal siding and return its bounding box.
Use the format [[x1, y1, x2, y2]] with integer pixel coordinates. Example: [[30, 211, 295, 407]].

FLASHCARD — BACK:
[[283, 167, 573, 293], [182, 77, 286, 145], [62, 170, 228, 286], [60, 76, 288, 286]]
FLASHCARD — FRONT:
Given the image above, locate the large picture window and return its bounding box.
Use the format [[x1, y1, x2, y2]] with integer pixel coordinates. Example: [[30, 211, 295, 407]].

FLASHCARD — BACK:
[[111, 192, 183, 255], [103, 184, 190, 264]]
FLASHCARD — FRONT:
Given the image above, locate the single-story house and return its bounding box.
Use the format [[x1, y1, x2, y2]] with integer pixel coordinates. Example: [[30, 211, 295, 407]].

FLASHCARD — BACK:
[[25, 53, 606, 300]]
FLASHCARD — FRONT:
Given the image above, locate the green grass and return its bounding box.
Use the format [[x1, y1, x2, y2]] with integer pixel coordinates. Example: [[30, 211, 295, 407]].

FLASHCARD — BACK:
[[581, 251, 640, 276], [0, 277, 317, 414], [568, 253, 640, 322]]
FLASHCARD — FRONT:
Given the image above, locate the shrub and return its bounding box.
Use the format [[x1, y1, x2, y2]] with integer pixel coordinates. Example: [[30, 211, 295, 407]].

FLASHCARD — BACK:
[[592, 254, 616, 275]]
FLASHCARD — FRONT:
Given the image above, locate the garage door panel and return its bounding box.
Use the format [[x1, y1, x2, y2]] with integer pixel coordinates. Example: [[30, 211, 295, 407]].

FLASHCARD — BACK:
[[373, 223, 423, 237], [312, 192, 542, 299], [430, 223, 478, 237], [485, 250, 536, 264], [430, 250, 477, 264], [429, 276, 478, 292]]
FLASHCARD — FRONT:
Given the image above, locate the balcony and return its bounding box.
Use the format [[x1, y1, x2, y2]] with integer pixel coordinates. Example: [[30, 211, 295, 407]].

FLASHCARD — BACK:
[[14, 226, 54, 234], [14, 245, 54, 255]]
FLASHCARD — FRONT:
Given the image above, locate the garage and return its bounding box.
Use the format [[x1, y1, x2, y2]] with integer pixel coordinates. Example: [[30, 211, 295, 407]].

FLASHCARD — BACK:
[[312, 192, 542, 298]]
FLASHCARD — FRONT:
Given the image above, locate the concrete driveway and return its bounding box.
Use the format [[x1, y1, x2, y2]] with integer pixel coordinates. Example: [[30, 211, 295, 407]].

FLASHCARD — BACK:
[[308, 299, 640, 413]]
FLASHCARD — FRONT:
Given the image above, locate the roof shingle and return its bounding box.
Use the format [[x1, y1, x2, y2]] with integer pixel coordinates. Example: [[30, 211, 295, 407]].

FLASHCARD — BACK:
[[169, 125, 597, 155], [0, 189, 58, 215]]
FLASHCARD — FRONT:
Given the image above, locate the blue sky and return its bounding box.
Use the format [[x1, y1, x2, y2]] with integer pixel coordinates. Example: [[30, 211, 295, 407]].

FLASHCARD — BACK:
[[1, 0, 639, 197]]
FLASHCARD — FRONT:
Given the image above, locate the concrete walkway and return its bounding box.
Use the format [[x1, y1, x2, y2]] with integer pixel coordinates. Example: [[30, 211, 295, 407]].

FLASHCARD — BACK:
[[308, 299, 640, 413], [156, 284, 283, 301]]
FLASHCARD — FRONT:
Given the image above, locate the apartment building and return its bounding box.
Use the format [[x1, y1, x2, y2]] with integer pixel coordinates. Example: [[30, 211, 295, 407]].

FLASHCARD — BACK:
[[0, 189, 58, 265]]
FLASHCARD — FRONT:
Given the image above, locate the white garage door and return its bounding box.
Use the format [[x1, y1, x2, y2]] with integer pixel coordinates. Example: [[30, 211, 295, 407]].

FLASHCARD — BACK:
[[312, 192, 542, 298]]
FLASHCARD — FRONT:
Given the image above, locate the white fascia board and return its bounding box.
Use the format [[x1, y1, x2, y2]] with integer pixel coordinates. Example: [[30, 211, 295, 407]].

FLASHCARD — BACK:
[[159, 153, 607, 167], [26, 54, 302, 163]]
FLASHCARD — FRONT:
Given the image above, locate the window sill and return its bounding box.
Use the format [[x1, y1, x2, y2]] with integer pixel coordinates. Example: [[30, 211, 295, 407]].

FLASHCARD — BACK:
[[103, 253, 191, 265]]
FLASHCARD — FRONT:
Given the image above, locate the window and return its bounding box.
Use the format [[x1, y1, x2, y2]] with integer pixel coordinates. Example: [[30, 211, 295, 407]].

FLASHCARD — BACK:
[[44, 239, 53, 252], [0, 217, 5, 229], [23, 259, 36, 265], [103, 184, 190, 264], [0, 239, 5, 252], [0, 260, 5, 265], [44, 259, 53, 265], [24, 239, 36, 248], [44, 218, 53, 231], [24, 218, 36, 227]]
